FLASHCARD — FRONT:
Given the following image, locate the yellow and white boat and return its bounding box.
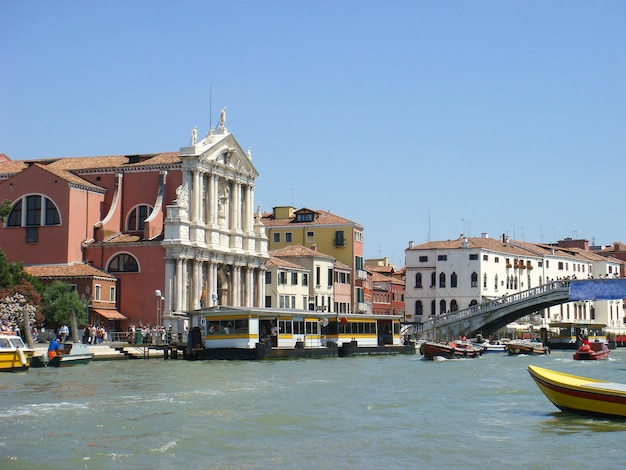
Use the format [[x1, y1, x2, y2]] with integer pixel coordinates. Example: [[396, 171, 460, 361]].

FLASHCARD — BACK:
[[0, 334, 34, 372], [528, 365, 626, 418]]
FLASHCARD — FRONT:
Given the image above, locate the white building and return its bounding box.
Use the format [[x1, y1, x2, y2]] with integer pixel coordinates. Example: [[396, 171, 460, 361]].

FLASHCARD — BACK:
[[162, 114, 269, 328], [404, 233, 625, 335]]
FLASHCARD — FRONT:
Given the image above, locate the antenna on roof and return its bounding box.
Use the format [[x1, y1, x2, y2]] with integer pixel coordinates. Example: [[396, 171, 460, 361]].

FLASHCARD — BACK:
[[210, 85, 213, 130]]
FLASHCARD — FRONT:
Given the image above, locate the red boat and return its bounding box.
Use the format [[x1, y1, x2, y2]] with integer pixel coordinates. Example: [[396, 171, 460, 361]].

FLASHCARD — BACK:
[[573, 340, 610, 360], [419, 341, 482, 360]]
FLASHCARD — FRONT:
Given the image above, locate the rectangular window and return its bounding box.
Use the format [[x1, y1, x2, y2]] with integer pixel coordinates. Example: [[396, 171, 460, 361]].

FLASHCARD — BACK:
[[482, 254, 488, 261], [494, 257, 499, 263], [316, 266, 321, 286], [26, 227, 38, 243], [303, 296, 308, 309], [291, 272, 298, 285], [470, 254, 479, 260], [285, 232, 293, 243], [328, 268, 333, 286], [265, 296, 272, 308], [273, 232, 280, 243], [26, 195, 41, 226], [419, 256, 428, 262], [355, 231, 363, 243], [95, 284, 102, 301], [306, 231, 315, 242], [437, 255, 447, 261], [558, 262, 564, 270], [334, 230, 345, 247], [278, 271, 287, 285], [265, 271, 272, 284], [302, 273, 308, 286], [355, 256, 364, 271], [109, 287, 115, 302]]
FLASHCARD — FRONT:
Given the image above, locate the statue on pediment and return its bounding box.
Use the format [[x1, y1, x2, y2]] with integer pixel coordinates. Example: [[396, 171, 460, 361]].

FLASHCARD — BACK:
[[219, 107, 226, 128], [191, 126, 197, 145]]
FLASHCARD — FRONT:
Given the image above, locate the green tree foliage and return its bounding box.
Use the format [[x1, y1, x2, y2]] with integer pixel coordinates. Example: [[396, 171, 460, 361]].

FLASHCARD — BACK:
[[0, 199, 11, 223], [40, 281, 87, 327], [0, 249, 44, 327]]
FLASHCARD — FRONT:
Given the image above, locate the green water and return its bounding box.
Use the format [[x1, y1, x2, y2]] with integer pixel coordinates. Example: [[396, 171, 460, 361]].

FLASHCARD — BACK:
[[2, 350, 626, 469]]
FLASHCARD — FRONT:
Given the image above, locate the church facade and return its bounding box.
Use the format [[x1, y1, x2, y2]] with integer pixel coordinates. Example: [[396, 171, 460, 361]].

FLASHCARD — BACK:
[[0, 111, 268, 330]]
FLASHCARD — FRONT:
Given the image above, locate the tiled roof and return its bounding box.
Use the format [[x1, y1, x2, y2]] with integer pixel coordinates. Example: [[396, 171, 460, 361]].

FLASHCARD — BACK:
[[34, 163, 105, 191], [371, 271, 404, 285], [261, 209, 361, 228], [334, 260, 350, 270], [270, 245, 335, 260], [24, 263, 116, 279], [366, 265, 395, 274], [266, 255, 307, 270], [410, 237, 549, 257]]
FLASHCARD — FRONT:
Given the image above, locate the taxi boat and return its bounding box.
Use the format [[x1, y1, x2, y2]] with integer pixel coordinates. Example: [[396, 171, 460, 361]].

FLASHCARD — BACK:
[[47, 343, 93, 367], [419, 340, 482, 360], [528, 365, 626, 418], [185, 307, 415, 360], [0, 334, 34, 372], [506, 340, 549, 355]]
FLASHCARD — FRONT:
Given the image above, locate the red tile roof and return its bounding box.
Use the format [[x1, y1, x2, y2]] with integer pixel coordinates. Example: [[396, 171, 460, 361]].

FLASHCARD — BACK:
[[270, 245, 335, 260], [24, 263, 116, 279]]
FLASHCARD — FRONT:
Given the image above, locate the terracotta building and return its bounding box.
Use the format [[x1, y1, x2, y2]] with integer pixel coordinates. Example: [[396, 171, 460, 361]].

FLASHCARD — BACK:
[[0, 114, 268, 331]]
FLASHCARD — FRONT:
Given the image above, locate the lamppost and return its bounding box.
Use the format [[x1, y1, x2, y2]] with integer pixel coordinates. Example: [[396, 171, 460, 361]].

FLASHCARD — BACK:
[[154, 289, 162, 326]]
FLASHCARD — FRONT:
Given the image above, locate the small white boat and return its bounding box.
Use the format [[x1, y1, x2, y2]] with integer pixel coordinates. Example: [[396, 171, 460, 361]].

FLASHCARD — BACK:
[[0, 334, 34, 372], [48, 343, 94, 367]]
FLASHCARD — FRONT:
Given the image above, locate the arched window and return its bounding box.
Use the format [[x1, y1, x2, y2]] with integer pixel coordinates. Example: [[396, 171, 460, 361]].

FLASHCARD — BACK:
[[469, 299, 478, 307], [439, 299, 446, 315], [415, 273, 422, 288], [430, 300, 436, 316], [6, 195, 60, 227], [451, 272, 457, 288], [431, 272, 436, 288], [108, 253, 139, 273], [471, 272, 478, 288], [439, 272, 446, 288], [415, 300, 423, 316], [126, 204, 153, 231], [483, 273, 488, 288], [450, 299, 458, 312]]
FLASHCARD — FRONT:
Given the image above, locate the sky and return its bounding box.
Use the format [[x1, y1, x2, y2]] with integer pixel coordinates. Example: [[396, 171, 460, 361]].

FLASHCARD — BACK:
[[1, 1, 625, 267]]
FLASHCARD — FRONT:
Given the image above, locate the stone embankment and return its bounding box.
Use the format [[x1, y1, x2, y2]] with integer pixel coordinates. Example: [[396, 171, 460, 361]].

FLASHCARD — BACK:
[[32, 342, 167, 360]]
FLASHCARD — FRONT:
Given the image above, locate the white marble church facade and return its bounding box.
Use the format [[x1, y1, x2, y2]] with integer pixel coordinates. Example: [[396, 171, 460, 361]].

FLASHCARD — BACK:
[[162, 114, 268, 327]]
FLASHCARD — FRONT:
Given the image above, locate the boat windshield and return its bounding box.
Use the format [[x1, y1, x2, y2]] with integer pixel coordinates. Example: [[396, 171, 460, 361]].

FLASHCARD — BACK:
[[0, 338, 11, 349], [8, 337, 26, 349]]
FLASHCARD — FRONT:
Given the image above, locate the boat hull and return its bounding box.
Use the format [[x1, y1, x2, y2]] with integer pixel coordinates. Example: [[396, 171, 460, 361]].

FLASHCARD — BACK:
[[528, 365, 626, 418], [419, 341, 482, 360], [506, 342, 549, 355], [573, 342, 610, 361], [0, 349, 34, 372]]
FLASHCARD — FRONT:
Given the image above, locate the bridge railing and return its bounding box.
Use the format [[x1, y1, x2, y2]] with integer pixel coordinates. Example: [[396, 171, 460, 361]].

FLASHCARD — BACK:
[[421, 281, 570, 332]]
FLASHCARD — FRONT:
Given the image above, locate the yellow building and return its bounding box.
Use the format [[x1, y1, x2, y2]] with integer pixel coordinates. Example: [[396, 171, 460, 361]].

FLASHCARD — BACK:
[[261, 206, 366, 312]]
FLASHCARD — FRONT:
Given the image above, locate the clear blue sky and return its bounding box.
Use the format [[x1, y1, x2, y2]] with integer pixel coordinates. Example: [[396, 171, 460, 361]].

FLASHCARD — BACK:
[[2, 1, 624, 266]]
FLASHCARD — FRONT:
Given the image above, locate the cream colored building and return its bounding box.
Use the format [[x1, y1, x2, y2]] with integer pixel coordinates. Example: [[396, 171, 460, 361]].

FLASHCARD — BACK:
[[404, 234, 625, 334]]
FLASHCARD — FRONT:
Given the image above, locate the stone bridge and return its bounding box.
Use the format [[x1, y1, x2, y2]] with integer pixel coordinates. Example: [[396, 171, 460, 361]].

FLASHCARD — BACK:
[[412, 279, 626, 341]]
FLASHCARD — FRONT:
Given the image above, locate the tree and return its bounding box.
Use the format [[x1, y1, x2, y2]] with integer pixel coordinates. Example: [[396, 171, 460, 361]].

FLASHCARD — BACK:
[[40, 281, 87, 327], [0, 199, 11, 223]]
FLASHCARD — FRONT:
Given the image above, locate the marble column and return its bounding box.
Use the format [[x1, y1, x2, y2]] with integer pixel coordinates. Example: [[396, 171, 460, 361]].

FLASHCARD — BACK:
[[175, 258, 184, 312]]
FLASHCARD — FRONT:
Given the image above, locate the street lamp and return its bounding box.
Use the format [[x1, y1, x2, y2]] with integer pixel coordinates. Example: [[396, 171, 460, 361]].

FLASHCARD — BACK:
[[154, 289, 162, 326]]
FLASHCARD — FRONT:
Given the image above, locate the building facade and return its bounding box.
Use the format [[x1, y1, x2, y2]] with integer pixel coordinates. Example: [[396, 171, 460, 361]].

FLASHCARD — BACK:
[[261, 206, 365, 312], [0, 113, 268, 330], [404, 233, 625, 335]]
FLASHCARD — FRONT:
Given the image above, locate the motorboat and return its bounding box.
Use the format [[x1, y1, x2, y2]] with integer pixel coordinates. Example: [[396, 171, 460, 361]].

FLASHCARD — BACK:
[[47, 343, 93, 367], [528, 365, 626, 418], [573, 340, 610, 360], [506, 340, 549, 355], [0, 334, 34, 372], [419, 340, 482, 360]]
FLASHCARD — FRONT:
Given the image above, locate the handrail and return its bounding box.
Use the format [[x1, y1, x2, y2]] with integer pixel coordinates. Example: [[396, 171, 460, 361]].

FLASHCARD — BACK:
[[421, 281, 570, 332]]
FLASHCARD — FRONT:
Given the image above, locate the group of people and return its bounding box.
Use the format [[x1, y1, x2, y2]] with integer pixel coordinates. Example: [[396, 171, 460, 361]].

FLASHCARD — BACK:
[[82, 324, 108, 344], [127, 324, 173, 345]]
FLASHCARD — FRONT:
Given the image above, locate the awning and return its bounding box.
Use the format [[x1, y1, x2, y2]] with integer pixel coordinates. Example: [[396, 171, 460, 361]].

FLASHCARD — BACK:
[[93, 308, 127, 320]]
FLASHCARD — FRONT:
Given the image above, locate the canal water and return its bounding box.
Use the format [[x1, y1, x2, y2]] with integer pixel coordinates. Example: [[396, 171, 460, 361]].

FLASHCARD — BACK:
[[2, 349, 626, 469]]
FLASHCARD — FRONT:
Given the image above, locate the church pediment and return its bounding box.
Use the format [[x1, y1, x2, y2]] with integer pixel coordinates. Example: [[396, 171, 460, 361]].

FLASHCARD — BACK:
[[198, 133, 258, 178]]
